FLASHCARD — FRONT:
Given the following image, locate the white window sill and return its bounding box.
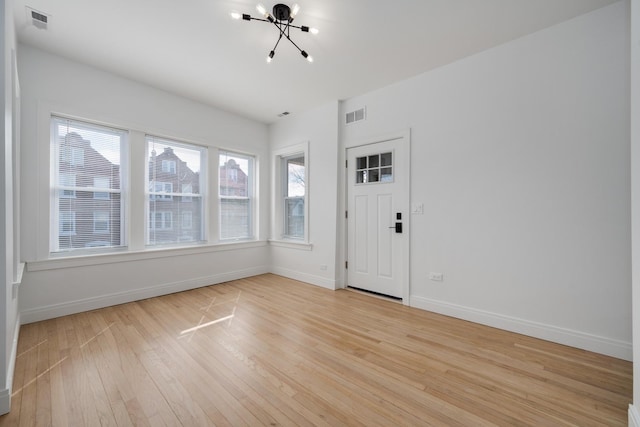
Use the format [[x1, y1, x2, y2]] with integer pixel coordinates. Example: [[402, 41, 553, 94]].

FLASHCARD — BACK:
[[268, 239, 313, 251], [27, 240, 268, 272]]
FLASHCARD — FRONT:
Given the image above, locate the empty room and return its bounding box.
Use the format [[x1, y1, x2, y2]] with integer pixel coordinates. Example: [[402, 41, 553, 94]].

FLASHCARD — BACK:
[[1, 0, 639, 425]]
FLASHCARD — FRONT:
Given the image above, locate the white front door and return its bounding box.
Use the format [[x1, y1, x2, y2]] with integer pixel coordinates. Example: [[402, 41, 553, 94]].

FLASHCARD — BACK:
[[347, 136, 409, 299]]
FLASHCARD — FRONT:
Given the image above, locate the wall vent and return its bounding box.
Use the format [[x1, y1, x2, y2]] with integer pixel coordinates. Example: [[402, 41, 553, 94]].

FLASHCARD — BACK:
[[26, 7, 49, 30], [346, 107, 366, 125]]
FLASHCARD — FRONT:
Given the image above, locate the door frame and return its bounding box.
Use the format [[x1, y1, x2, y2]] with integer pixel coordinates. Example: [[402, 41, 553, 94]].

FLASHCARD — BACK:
[[343, 129, 411, 305]]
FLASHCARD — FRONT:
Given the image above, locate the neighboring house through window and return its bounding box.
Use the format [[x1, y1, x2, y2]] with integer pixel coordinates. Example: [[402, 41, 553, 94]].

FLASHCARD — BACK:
[[273, 142, 309, 242], [51, 116, 126, 252], [147, 137, 205, 246], [219, 151, 254, 240], [93, 211, 110, 233], [283, 154, 305, 239]]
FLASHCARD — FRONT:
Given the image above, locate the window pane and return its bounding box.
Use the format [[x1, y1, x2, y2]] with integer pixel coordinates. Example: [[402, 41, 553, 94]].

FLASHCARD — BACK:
[[286, 156, 305, 197], [52, 117, 125, 252], [285, 197, 304, 238], [220, 198, 250, 239], [219, 151, 253, 240], [283, 154, 305, 239], [219, 152, 250, 197], [147, 136, 205, 245]]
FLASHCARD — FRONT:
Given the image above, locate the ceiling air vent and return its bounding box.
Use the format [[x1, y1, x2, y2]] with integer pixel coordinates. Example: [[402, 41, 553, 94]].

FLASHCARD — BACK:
[[346, 107, 366, 125], [26, 7, 49, 30]]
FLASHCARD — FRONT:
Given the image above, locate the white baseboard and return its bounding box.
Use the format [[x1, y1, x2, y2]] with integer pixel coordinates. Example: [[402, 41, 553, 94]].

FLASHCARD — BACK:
[[630, 404, 640, 427], [0, 319, 20, 415], [410, 295, 632, 361], [0, 388, 10, 416], [270, 266, 337, 290], [20, 266, 270, 324]]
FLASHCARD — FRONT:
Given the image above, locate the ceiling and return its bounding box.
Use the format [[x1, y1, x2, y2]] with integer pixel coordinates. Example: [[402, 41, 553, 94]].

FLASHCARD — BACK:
[[13, 0, 618, 124]]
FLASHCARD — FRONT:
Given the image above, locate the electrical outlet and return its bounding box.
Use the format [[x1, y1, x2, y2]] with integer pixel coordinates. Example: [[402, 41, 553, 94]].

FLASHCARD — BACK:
[[429, 272, 444, 282], [320, 265, 328, 271]]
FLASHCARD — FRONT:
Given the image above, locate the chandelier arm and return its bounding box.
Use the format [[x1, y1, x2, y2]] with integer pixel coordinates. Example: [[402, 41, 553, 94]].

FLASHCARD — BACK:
[[272, 32, 284, 53], [246, 16, 270, 23], [282, 32, 305, 54], [266, 19, 306, 54]]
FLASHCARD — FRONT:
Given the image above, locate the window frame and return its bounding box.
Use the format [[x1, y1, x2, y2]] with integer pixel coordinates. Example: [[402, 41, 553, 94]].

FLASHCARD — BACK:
[[145, 135, 207, 247], [282, 154, 306, 239], [218, 150, 255, 241], [272, 142, 309, 244], [50, 116, 127, 253]]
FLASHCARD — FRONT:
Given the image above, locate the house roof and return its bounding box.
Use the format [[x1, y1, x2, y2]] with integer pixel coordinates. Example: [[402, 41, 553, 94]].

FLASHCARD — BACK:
[[13, 0, 618, 124]]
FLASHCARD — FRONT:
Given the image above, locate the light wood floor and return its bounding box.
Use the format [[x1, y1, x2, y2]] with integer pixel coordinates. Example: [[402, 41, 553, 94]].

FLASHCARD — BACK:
[[1, 274, 632, 426]]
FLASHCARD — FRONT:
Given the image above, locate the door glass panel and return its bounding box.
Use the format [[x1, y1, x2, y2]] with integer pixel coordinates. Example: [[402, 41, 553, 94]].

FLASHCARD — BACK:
[[356, 152, 392, 185], [357, 157, 367, 169], [368, 155, 379, 168], [381, 152, 392, 167], [381, 167, 393, 182]]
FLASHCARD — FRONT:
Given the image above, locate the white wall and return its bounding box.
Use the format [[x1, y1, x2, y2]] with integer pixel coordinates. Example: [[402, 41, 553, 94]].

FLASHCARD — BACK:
[[18, 44, 271, 322], [341, 2, 631, 359], [268, 102, 340, 289], [0, 0, 21, 414], [630, 0, 640, 422]]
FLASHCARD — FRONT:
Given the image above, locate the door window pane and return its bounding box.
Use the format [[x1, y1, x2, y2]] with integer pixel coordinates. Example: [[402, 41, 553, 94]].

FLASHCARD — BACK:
[[356, 152, 393, 185]]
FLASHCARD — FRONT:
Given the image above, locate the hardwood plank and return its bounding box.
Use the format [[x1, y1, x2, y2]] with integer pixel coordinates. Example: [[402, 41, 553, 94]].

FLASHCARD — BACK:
[[0, 274, 632, 426]]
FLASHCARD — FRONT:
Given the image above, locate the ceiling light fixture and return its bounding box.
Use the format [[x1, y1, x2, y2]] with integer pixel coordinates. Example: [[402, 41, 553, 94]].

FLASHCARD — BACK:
[[231, 3, 319, 63]]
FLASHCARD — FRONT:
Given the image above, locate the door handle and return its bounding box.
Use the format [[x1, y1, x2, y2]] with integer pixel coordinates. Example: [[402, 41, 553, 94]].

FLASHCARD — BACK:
[[388, 223, 403, 233]]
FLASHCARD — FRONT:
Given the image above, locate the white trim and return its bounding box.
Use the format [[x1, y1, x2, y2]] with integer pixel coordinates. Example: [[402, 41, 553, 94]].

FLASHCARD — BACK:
[[270, 267, 336, 290], [21, 266, 269, 324], [630, 404, 640, 427], [0, 389, 10, 416], [344, 129, 411, 304], [271, 142, 310, 243], [268, 239, 313, 251], [27, 240, 267, 272], [0, 320, 20, 415], [410, 295, 632, 361]]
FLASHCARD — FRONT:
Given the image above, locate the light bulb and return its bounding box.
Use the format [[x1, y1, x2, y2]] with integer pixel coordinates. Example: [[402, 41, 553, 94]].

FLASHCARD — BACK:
[[256, 3, 267, 16], [230, 12, 241, 20], [310, 27, 319, 35], [301, 51, 313, 63], [290, 4, 300, 19], [267, 51, 275, 63]]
